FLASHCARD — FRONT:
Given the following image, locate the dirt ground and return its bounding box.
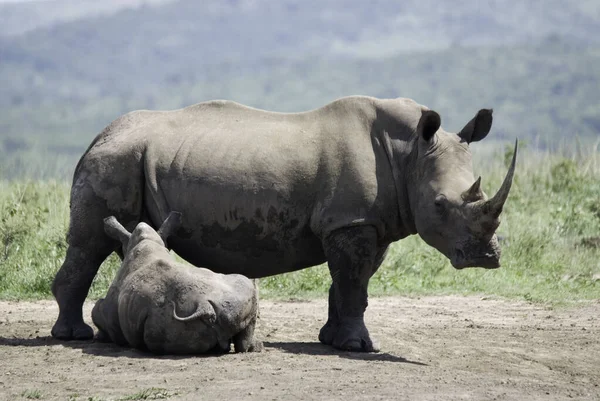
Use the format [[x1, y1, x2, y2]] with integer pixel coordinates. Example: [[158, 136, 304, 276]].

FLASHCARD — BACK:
[[0, 296, 598, 401]]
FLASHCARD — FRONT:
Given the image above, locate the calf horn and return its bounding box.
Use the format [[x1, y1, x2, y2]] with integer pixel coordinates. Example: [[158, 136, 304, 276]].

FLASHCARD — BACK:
[[483, 139, 518, 217]]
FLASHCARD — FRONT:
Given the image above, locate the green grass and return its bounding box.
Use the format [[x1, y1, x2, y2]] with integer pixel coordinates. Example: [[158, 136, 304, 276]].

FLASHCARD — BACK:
[[0, 145, 598, 305], [21, 389, 42, 399], [63, 388, 177, 401], [117, 388, 177, 401]]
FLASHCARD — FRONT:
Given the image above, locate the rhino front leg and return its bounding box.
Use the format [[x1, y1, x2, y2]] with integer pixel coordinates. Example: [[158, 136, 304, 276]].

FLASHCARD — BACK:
[[318, 284, 339, 345], [320, 226, 387, 352]]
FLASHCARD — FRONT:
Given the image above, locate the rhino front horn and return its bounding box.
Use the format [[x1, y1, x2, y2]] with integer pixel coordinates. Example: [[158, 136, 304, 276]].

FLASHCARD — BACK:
[[484, 139, 518, 217]]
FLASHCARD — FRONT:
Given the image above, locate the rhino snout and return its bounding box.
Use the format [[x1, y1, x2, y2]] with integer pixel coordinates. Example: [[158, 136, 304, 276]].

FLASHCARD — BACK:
[[451, 238, 501, 270]]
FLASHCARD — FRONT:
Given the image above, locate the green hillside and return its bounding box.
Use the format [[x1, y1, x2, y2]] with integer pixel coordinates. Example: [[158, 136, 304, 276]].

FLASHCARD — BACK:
[[2, 36, 600, 178], [2, 0, 599, 50], [0, 0, 173, 37], [1, 1, 599, 178]]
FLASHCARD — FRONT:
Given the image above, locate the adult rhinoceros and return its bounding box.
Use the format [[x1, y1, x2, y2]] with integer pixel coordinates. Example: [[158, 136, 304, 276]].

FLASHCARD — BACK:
[[52, 96, 517, 352]]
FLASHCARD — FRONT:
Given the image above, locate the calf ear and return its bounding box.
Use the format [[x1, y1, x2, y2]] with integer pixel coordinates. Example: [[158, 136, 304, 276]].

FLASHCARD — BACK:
[[104, 216, 131, 248], [458, 109, 493, 143], [157, 211, 183, 245], [417, 110, 441, 142]]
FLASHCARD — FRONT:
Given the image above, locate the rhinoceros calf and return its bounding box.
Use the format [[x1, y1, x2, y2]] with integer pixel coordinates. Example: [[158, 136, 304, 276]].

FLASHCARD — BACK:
[[52, 95, 517, 352], [91, 212, 261, 354]]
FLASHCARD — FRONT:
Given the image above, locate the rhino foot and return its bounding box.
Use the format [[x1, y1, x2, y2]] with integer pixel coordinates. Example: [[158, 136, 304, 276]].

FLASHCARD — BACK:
[[319, 318, 380, 353], [51, 320, 94, 341], [318, 319, 337, 345]]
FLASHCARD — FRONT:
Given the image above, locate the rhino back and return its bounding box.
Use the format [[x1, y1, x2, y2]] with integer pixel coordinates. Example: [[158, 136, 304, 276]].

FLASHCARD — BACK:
[[138, 98, 385, 276]]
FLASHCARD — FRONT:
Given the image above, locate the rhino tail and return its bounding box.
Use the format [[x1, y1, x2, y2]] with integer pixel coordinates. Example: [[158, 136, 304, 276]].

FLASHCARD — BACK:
[[72, 136, 99, 185], [171, 300, 217, 325]]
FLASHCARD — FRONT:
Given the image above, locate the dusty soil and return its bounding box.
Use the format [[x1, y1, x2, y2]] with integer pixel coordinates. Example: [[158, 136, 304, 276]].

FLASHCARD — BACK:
[[0, 296, 598, 401]]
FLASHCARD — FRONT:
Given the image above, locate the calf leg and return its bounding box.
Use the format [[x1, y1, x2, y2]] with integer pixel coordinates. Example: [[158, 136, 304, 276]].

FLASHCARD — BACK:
[[319, 226, 387, 352], [233, 321, 262, 353], [207, 342, 231, 354], [94, 329, 111, 343]]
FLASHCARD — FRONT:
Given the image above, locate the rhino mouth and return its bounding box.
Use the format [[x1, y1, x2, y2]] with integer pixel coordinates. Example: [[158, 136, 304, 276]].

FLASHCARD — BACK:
[[451, 249, 500, 269]]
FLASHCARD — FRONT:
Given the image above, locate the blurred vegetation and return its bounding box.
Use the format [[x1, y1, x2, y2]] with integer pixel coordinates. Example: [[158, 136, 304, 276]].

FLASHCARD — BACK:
[[0, 1, 598, 304], [1, 147, 598, 304]]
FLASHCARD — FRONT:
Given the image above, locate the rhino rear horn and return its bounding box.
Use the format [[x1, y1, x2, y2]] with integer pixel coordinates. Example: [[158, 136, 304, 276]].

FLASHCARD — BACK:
[[483, 139, 518, 217], [157, 211, 183, 245], [104, 216, 132, 247], [462, 176, 483, 202]]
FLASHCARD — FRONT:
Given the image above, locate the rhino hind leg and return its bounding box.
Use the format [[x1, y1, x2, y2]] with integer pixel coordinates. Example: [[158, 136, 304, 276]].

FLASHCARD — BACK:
[[51, 243, 116, 340], [51, 177, 141, 340], [320, 226, 387, 352]]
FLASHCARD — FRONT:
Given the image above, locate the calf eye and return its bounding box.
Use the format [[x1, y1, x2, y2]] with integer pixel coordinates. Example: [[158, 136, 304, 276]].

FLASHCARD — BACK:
[[434, 195, 447, 211]]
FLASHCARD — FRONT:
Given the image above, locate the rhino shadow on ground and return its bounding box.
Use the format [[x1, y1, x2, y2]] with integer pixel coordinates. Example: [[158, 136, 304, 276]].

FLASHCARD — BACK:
[[1, 336, 425, 364], [0, 335, 65, 348], [264, 341, 427, 365], [0, 336, 234, 360]]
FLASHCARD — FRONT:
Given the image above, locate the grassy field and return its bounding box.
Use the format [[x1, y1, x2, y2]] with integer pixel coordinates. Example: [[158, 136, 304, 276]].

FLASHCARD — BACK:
[[0, 143, 598, 305]]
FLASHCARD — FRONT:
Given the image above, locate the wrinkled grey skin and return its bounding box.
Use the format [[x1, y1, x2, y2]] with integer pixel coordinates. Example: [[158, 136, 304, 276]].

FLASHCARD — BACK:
[[92, 212, 261, 354], [52, 95, 517, 351]]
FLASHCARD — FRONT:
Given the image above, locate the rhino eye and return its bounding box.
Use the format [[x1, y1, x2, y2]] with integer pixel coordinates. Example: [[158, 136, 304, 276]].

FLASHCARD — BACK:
[[434, 195, 447, 211]]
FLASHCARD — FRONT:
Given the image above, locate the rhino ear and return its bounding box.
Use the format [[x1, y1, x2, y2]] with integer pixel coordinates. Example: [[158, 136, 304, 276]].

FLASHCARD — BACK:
[[417, 110, 441, 142], [458, 109, 493, 143], [104, 216, 131, 248]]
